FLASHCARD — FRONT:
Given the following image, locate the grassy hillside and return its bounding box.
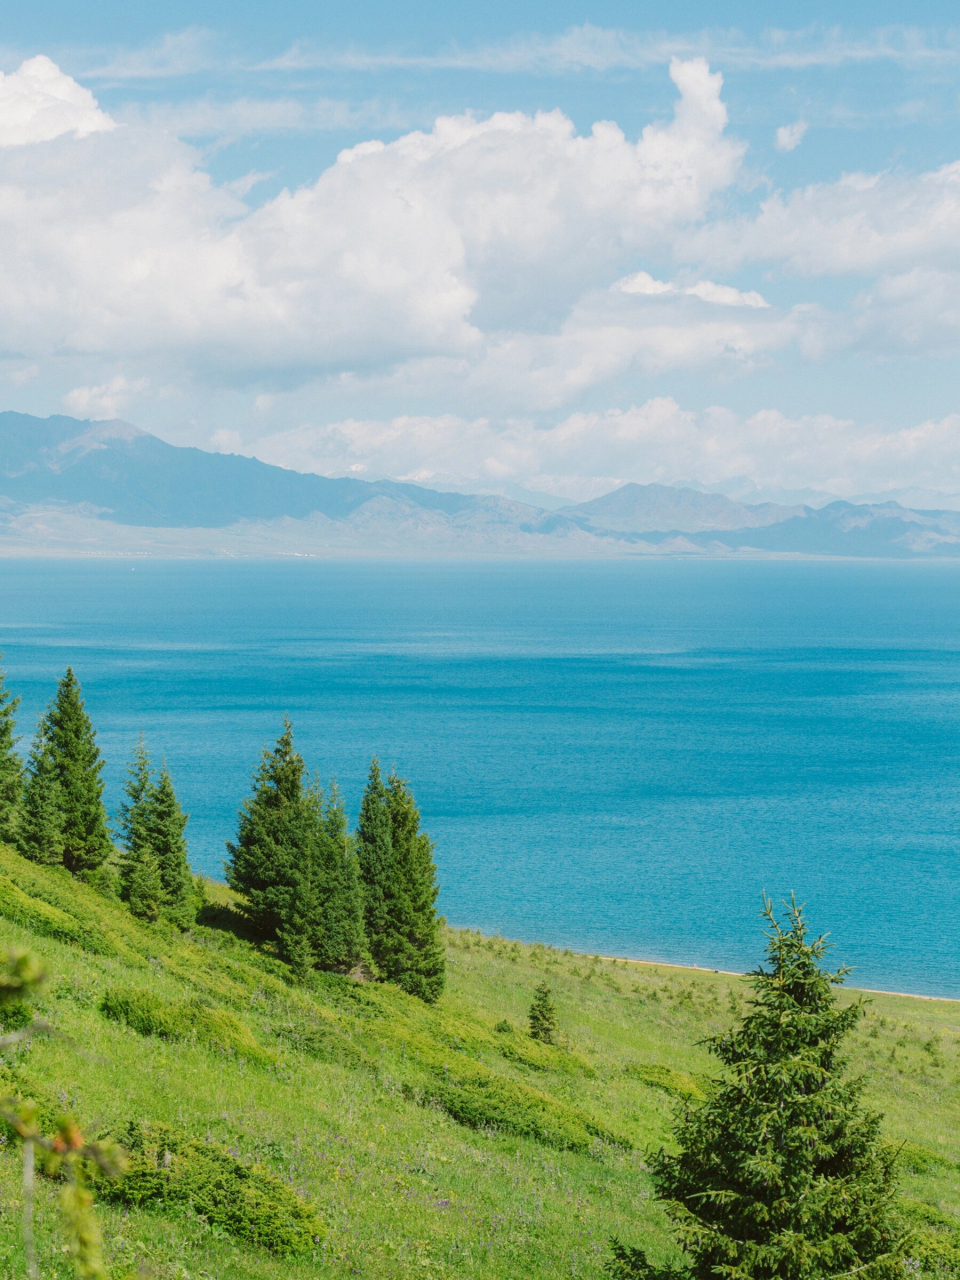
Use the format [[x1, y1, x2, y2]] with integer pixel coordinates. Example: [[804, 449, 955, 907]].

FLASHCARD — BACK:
[[0, 844, 956, 1278]]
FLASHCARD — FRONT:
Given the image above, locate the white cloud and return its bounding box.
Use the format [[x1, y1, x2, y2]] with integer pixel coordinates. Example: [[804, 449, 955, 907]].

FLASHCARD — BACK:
[[775, 120, 807, 151], [263, 23, 960, 75], [0, 56, 114, 147], [0, 55, 744, 387], [247, 401, 960, 502], [618, 270, 769, 307], [83, 28, 216, 81], [63, 375, 148, 419], [126, 95, 404, 139]]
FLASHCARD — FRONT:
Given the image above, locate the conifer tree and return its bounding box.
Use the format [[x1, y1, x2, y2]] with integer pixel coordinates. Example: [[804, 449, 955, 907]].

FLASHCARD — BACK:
[[127, 850, 164, 923], [17, 724, 64, 866], [147, 766, 195, 927], [528, 981, 559, 1044], [312, 782, 365, 973], [610, 897, 905, 1280], [356, 758, 413, 983], [387, 772, 445, 1001], [226, 722, 306, 943], [116, 737, 153, 900], [43, 668, 112, 876], [0, 662, 22, 846]]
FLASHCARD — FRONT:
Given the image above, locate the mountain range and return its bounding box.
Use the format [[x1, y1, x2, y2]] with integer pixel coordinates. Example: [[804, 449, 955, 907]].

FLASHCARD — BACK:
[[2, 411, 959, 559]]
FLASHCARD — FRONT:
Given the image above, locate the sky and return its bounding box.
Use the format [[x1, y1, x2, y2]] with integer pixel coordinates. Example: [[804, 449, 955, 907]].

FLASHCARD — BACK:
[[2, 2, 960, 502]]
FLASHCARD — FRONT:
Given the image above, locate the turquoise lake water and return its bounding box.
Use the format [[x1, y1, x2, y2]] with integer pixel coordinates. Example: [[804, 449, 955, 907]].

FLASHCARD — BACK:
[[1, 558, 959, 998]]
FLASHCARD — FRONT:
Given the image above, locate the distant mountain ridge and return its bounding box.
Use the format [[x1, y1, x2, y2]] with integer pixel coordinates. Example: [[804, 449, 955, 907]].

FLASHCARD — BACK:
[[559, 482, 805, 533], [1, 411, 960, 558]]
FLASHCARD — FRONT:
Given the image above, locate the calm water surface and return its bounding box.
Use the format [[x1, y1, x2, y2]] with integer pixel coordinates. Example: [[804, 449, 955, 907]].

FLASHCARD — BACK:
[[1, 558, 958, 997]]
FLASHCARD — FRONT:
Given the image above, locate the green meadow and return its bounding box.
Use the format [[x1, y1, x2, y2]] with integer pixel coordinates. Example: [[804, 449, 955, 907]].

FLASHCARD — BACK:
[[0, 847, 956, 1279]]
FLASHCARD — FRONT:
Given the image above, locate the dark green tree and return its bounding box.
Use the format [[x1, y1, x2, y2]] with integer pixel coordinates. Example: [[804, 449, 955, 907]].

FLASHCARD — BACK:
[[312, 781, 365, 972], [387, 772, 445, 1002], [147, 766, 195, 927], [43, 668, 112, 876], [226, 721, 307, 943], [610, 897, 905, 1280], [229, 724, 370, 974], [0, 661, 22, 846], [116, 737, 153, 901], [127, 850, 164, 923], [17, 723, 64, 866], [356, 758, 413, 983], [528, 981, 559, 1044]]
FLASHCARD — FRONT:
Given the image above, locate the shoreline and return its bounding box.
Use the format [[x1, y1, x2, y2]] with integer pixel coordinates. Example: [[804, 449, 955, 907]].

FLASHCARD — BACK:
[[448, 924, 960, 1005]]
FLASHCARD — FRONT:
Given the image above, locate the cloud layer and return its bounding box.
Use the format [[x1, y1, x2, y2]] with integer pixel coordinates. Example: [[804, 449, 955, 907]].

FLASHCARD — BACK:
[[0, 49, 957, 499]]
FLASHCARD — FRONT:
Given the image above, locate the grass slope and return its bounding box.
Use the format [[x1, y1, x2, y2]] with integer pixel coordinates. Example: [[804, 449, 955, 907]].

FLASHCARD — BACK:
[[0, 845, 956, 1279]]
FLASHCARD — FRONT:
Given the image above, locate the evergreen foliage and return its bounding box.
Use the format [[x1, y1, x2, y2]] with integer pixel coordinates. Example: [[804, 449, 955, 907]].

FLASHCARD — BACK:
[[0, 661, 22, 846], [356, 758, 412, 983], [387, 772, 445, 1002], [227, 722, 365, 974], [611, 897, 906, 1280], [313, 781, 365, 973], [42, 668, 112, 875], [147, 766, 195, 926], [126, 849, 164, 923], [529, 981, 559, 1044], [118, 743, 196, 926], [227, 721, 307, 943], [16, 722, 64, 866], [116, 736, 153, 900]]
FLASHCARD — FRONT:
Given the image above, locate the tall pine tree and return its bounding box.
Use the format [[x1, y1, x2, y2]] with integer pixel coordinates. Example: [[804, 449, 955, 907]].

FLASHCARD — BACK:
[[116, 736, 153, 900], [43, 668, 112, 876], [0, 661, 22, 847], [387, 772, 445, 1001], [312, 781, 365, 973], [610, 897, 905, 1280], [17, 722, 64, 866], [356, 758, 413, 984], [229, 724, 371, 974], [147, 766, 196, 927], [226, 721, 307, 943]]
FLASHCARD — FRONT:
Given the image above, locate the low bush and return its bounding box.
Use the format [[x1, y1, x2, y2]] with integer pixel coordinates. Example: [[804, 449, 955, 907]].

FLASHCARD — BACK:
[[100, 987, 276, 1066], [94, 1121, 325, 1257], [0, 875, 113, 954], [623, 1061, 707, 1101], [414, 1055, 628, 1151]]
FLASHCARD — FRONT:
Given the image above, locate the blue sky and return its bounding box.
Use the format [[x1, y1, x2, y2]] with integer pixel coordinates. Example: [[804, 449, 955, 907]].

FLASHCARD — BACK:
[[1, 3, 960, 500]]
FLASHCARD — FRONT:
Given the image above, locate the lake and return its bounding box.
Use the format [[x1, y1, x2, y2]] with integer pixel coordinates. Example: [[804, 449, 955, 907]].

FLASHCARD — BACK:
[[2, 557, 958, 997]]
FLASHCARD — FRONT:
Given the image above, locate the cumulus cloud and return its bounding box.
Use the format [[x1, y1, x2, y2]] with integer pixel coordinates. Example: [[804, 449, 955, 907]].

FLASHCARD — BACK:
[[0, 53, 746, 391], [249, 401, 960, 501], [618, 270, 769, 307], [63, 375, 148, 418], [0, 56, 114, 147], [775, 120, 807, 151]]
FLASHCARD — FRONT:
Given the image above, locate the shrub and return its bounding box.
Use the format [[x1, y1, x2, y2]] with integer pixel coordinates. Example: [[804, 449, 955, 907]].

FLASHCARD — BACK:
[[94, 1121, 325, 1257], [623, 1063, 707, 1101], [528, 981, 559, 1044], [100, 987, 276, 1066], [0, 875, 113, 953]]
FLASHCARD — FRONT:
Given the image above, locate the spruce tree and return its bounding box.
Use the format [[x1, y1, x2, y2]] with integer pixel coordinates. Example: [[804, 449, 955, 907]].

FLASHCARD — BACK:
[[146, 766, 195, 926], [610, 897, 905, 1280], [0, 661, 22, 846], [356, 758, 413, 983], [17, 723, 64, 866], [312, 781, 366, 972], [387, 772, 445, 1001], [116, 737, 153, 900], [127, 850, 164, 923], [43, 668, 112, 875], [226, 721, 313, 945], [528, 981, 559, 1044]]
